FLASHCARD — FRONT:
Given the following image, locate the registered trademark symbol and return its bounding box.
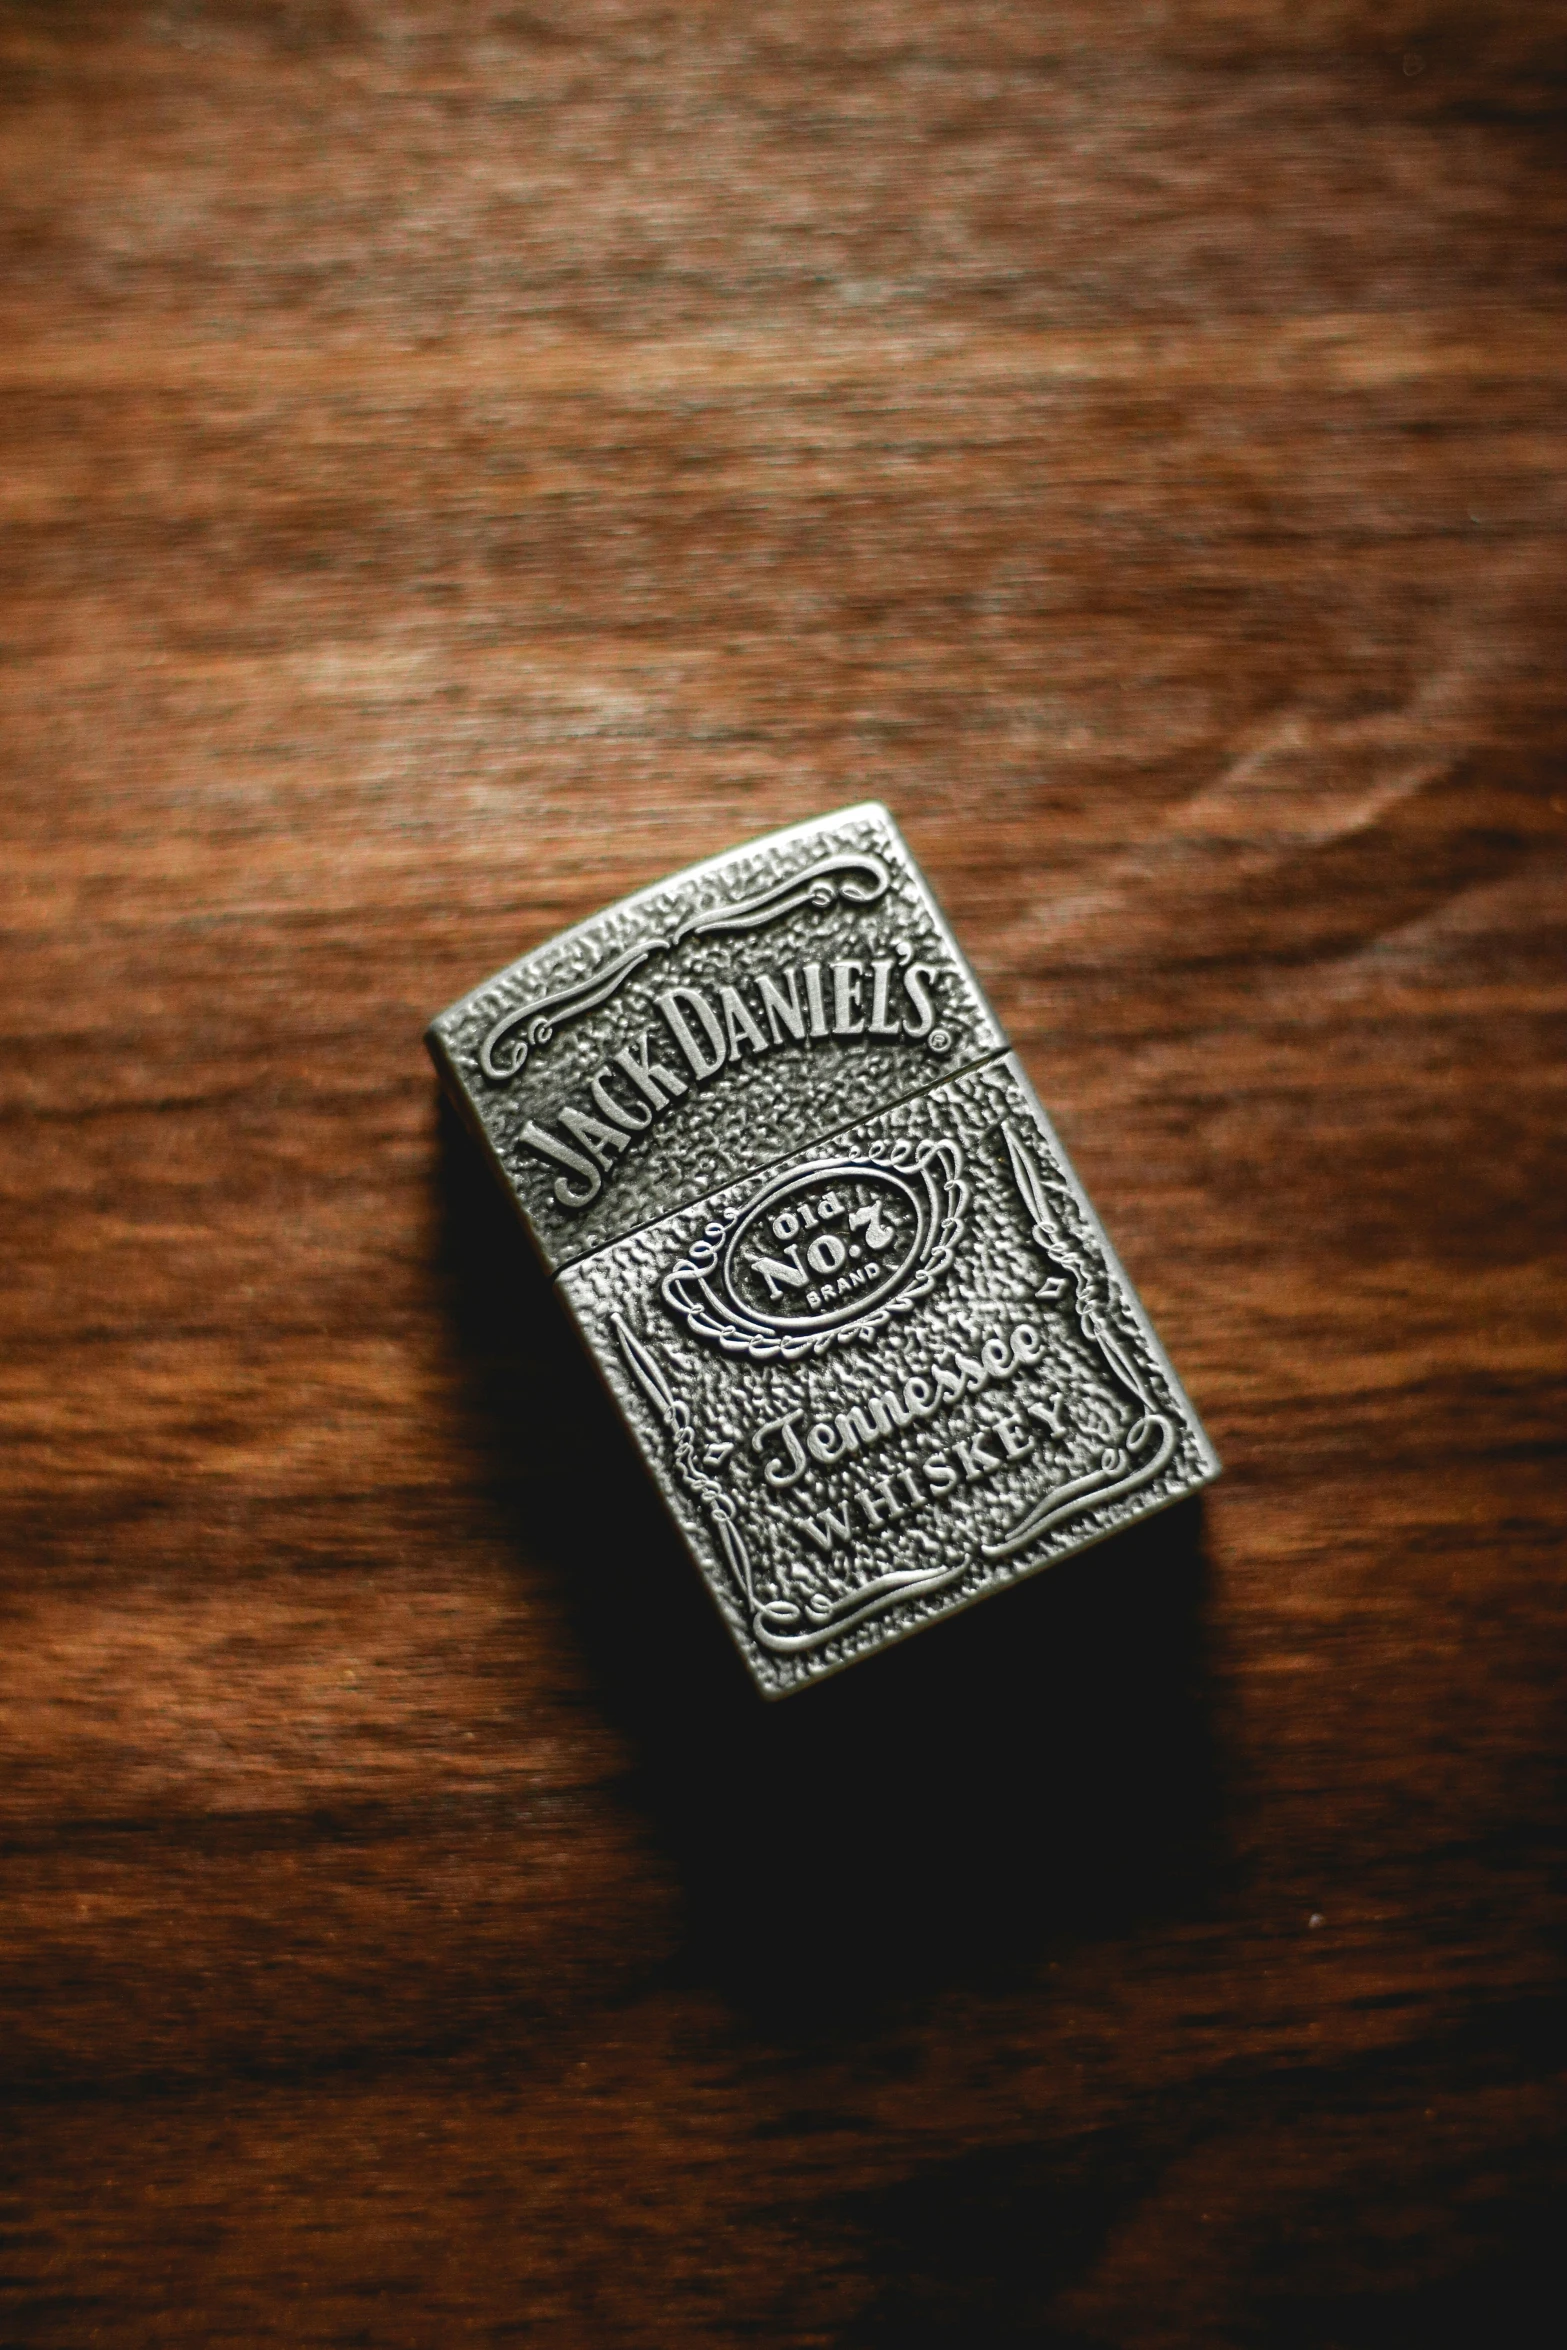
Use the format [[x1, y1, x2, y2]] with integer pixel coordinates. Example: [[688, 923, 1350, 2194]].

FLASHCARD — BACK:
[[928, 1027, 951, 1054]]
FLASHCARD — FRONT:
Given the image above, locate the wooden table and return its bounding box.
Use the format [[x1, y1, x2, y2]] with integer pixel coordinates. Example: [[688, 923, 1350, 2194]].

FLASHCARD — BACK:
[[3, 6, 1563, 2342]]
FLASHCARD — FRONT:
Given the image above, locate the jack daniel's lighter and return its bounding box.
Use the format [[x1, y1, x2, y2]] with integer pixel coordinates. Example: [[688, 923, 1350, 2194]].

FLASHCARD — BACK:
[[427, 806, 1217, 1697]]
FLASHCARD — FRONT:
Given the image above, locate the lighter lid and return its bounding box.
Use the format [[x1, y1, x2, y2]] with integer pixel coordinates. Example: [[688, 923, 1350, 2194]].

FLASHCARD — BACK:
[[426, 804, 1005, 1274]]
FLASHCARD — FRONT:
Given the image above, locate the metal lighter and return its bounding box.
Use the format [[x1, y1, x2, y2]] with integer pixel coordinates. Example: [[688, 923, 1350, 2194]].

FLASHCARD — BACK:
[[427, 805, 1217, 1697]]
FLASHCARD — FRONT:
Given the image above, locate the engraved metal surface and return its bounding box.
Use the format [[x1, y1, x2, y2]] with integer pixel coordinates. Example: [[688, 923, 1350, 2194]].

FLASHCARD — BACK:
[[428, 807, 1218, 1697], [426, 804, 1003, 1273], [559, 1054, 1218, 1697]]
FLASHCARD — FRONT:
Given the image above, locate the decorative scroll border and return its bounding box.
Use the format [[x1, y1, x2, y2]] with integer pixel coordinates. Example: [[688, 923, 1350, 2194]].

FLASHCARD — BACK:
[[661, 1137, 969, 1363], [612, 1314, 968, 1658], [981, 1123, 1176, 1561], [611, 1118, 1181, 1669], [612, 1313, 757, 1614], [479, 850, 891, 1082]]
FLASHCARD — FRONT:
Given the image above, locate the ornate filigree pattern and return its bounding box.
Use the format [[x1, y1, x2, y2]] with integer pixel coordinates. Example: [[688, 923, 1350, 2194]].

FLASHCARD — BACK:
[[981, 1122, 1176, 1562]]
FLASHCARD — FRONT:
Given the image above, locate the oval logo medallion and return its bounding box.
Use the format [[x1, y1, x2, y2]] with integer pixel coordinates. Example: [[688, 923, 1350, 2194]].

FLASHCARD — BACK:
[[662, 1138, 969, 1360], [722, 1164, 925, 1334]]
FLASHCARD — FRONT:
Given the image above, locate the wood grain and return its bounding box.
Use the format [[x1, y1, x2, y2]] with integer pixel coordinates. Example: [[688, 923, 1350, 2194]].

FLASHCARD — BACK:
[[2, 3, 1564, 2343]]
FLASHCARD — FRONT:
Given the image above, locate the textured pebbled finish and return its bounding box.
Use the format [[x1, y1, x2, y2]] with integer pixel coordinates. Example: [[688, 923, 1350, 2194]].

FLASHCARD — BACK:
[[429, 809, 1217, 1695]]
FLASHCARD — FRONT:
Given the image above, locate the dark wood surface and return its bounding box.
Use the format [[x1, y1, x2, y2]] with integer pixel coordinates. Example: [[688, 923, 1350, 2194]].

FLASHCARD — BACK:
[[3, 5, 1564, 2343]]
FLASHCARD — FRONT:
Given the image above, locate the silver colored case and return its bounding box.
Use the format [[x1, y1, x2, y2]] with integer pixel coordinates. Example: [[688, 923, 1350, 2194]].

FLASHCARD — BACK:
[[427, 804, 1218, 1697]]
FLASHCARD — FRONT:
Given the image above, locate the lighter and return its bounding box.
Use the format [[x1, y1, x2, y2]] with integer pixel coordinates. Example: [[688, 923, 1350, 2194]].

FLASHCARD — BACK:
[[427, 805, 1218, 1696]]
